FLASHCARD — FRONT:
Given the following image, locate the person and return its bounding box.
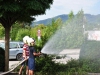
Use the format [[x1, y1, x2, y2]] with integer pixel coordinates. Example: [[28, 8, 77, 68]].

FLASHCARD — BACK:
[[19, 36, 30, 75], [27, 38, 41, 75]]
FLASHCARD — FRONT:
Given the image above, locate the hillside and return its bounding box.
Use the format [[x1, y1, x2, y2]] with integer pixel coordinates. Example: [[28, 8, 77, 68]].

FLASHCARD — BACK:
[[31, 14, 68, 26], [31, 14, 100, 27]]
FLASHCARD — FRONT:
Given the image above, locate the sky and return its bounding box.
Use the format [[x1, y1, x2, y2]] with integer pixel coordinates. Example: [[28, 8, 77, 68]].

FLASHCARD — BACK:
[[35, 0, 100, 21]]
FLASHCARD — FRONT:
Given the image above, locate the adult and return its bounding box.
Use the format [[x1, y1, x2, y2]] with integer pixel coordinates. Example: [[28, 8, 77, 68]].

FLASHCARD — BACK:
[[19, 36, 30, 75], [27, 38, 41, 75]]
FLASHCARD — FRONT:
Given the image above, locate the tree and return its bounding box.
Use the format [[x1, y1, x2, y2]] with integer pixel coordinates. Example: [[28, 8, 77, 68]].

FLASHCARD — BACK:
[[0, 0, 53, 71], [64, 10, 84, 48], [68, 11, 74, 20], [0, 24, 5, 38]]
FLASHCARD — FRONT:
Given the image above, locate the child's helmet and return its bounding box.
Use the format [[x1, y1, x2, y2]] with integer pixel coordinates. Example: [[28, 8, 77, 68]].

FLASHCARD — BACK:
[[23, 36, 30, 43]]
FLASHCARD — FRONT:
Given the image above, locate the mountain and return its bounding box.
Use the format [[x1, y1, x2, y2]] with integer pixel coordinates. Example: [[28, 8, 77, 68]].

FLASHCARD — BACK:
[[31, 14, 68, 26], [31, 14, 100, 27]]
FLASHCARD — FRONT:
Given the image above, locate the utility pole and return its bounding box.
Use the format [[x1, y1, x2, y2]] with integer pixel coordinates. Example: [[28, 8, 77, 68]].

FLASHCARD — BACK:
[[83, 16, 86, 37]]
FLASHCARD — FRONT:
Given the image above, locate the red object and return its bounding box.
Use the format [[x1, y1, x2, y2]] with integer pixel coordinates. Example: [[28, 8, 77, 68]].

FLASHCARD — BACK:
[[23, 44, 29, 57]]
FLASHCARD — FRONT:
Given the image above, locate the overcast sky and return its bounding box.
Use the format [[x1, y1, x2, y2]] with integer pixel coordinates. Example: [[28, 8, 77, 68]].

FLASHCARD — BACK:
[[35, 0, 100, 21]]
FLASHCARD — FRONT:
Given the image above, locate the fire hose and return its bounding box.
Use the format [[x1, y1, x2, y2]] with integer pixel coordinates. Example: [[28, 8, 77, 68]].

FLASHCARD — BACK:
[[0, 53, 46, 75], [0, 58, 28, 75]]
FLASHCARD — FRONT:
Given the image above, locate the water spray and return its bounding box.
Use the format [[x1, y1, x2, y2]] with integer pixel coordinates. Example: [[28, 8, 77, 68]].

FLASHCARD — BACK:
[[39, 52, 47, 58]]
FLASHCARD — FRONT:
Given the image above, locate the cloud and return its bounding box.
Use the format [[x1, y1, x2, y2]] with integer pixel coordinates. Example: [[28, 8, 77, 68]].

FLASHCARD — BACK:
[[53, 0, 99, 14], [35, 0, 100, 21], [54, 0, 97, 8]]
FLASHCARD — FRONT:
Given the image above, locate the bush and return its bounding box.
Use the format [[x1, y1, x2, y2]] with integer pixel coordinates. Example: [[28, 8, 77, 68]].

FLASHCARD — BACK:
[[0, 47, 5, 71], [79, 40, 100, 72]]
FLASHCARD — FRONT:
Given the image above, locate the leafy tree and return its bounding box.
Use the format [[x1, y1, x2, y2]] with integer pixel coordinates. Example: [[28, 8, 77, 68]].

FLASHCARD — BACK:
[[11, 21, 31, 40], [68, 11, 74, 20], [11, 22, 24, 40], [0, 24, 4, 38], [15, 28, 30, 41], [0, 0, 53, 71], [52, 10, 84, 49], [64, 10, 84, 48]]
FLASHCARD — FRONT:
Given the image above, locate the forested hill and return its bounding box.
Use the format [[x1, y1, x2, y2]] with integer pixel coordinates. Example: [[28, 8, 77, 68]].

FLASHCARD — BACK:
[[31, 14, 100, 26], [31, 14, 68, 26]]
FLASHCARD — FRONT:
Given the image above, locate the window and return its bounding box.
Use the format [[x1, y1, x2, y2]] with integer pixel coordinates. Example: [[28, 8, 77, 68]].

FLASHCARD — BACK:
[[10, 43, 18, 49], [19, 43, 24, 48]]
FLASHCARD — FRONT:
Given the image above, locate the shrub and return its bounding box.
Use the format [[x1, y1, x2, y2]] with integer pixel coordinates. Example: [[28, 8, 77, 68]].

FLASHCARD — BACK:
[[79, 40, 100, 72]]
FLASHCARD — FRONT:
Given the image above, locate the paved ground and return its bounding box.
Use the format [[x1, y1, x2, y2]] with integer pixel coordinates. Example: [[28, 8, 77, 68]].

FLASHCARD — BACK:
[[9, 60, 20, 69]]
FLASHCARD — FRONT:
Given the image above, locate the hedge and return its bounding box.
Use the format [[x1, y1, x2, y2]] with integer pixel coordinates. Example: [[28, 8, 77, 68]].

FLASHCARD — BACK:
[[79, 40, 100, 72]]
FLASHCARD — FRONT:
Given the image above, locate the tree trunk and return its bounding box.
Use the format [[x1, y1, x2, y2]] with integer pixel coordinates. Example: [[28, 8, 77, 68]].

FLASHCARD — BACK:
[[5, 27, 10, 71]]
